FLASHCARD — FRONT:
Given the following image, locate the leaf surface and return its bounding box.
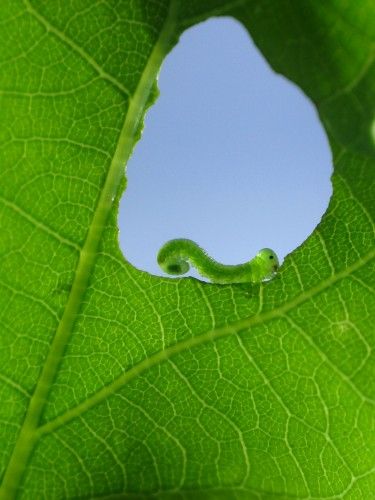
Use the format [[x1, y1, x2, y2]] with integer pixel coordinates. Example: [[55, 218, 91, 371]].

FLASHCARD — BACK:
[[0, 1, 374, 498]]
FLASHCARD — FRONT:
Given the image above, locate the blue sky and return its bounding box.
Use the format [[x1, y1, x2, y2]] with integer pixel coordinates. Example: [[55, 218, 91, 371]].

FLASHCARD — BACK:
[[119, 17, 332, 280]]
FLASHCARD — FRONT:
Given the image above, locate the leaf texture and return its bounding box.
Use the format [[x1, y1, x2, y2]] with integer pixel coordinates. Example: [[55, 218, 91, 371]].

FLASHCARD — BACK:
[[0, 1, 374, 498]]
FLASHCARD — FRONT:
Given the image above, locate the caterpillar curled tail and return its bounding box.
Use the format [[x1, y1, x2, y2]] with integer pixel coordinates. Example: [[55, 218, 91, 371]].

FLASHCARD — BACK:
[[157, 238, 279, 284]]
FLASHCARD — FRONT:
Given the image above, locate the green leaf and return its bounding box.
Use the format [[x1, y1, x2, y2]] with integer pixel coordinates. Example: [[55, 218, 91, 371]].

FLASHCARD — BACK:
[[0, 1, 374, 498]]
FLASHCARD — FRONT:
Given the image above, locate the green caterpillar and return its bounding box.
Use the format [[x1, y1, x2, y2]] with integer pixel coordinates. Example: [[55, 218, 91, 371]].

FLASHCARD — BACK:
[[157, 239, 279, 284]]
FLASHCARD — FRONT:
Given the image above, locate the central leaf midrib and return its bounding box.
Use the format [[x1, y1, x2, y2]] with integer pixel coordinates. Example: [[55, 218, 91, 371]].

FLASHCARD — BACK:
[[0, 2, 178, 498]]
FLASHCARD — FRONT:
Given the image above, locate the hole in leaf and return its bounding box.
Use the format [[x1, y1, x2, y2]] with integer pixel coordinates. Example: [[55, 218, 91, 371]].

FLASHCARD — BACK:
[[119, 18, 332, 280]]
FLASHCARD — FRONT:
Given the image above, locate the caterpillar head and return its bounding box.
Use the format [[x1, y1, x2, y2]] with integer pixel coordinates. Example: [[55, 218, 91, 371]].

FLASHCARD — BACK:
[[256, 248, 279, 279]]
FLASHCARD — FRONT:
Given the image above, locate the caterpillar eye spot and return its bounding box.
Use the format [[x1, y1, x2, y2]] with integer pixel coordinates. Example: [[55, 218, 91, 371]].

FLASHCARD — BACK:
[[168, 264, 181, 273], [269, 255, 274, 259]]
